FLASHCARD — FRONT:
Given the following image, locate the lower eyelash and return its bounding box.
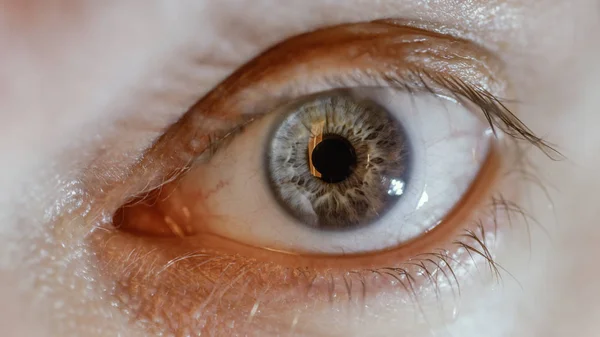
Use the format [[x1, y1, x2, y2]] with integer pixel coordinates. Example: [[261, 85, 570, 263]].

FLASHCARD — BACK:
[[299, 197, 529, 310], [86, 136, 549, 337]]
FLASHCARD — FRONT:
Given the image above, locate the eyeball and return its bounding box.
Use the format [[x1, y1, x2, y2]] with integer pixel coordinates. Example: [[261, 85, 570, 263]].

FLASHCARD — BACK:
[[172, 87, 491, 254]]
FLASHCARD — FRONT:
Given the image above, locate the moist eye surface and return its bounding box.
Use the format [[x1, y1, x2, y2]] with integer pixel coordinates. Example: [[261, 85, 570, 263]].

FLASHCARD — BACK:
[[266, 92, 411, 230]]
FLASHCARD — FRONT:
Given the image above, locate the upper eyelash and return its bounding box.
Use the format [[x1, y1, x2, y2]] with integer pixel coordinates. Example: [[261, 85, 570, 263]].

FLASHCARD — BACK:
[[422, 72, 562, 159], [197, 69, 561, 165]]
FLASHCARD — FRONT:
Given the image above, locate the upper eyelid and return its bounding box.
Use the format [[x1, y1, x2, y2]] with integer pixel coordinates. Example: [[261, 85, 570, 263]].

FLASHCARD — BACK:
[[171, 23, 502, 146], [88, 22, 544, 216], [186, 21, 559, 161], [213, 20, 506, 110]]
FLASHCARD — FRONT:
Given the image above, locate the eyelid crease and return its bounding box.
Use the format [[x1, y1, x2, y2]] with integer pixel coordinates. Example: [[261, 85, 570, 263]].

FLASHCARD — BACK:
[[91, 21, 558, 212], [81, 22, 510, 206]]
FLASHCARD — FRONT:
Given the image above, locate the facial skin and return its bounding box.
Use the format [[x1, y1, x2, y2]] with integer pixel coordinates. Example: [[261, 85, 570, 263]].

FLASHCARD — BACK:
[[0, 0, 599, 336]]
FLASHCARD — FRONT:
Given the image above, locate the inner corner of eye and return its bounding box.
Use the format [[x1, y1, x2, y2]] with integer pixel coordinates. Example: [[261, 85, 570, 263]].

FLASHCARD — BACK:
[[111, 182, 198, 238]]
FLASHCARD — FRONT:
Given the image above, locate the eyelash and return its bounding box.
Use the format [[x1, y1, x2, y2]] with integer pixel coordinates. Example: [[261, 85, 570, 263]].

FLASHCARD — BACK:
[[199, 70, 560, 163]]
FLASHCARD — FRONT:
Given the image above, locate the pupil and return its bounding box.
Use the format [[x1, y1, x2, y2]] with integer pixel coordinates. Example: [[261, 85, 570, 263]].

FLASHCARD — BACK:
[[311, 134, 357, 183]]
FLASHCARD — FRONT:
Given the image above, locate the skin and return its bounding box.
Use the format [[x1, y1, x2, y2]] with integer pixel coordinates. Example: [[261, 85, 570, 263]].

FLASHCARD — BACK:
[[0, 0, 599, 336]]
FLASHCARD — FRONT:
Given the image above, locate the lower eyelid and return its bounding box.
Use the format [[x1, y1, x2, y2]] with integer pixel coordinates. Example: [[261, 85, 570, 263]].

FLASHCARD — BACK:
[[89, 142, 524, 335]]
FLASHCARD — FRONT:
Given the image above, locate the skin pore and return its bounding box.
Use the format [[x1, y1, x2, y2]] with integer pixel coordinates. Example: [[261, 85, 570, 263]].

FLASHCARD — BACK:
[[0, 0, 599, 336]]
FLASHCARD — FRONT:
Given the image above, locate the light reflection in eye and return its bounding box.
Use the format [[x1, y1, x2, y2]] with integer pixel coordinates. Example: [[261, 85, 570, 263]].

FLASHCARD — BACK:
[[416, 187, 429, 209], [388, 179, 406, 196]]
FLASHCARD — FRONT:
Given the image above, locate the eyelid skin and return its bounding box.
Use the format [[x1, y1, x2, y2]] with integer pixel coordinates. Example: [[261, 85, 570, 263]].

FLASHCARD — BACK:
[[85, 22, 542, 336], [85, 21, 506, 209]]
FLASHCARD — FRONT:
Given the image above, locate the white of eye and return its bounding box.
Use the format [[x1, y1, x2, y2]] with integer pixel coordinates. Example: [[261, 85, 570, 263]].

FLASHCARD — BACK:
[[177, 88, 491, 254]]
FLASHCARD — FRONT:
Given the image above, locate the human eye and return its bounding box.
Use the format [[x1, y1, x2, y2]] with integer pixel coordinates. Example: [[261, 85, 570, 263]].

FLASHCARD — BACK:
[[89, 21, 556, 336]]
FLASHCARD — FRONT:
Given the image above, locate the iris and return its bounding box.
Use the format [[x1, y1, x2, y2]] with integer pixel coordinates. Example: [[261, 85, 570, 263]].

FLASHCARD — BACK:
[[266, 92, 411, 230]]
